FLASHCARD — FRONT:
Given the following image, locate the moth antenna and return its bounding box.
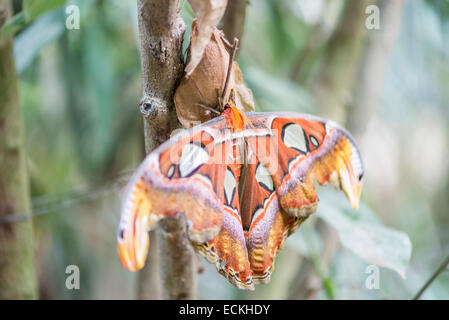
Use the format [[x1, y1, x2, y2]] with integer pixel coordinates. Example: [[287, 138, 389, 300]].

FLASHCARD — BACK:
[[197, 104, 221, 115]]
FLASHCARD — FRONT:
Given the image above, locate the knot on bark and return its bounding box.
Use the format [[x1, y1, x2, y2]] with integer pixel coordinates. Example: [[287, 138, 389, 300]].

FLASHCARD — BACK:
[[139, 96, 163, 119]]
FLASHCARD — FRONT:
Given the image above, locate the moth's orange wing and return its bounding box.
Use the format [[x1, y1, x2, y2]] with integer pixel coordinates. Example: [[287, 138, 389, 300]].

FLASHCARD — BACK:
[[117, 121, 229, 271], [194, 157, 297, 290], [269, 115, 363, 216], [234, 113, 363, 288], [194, 203, 254, 289], [117, 112, 364, 290], [194, 110, 366, 290], [237, 155, 302, 286], [194, 146, 254, 289], [245, 114, 363, 218]]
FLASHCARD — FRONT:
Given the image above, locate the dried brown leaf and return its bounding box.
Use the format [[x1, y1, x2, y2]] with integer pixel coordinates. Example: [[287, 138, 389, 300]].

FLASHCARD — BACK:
[[231, 61, 254, 114], [186, 0, 228, 76], [174, 24, 254, 128]]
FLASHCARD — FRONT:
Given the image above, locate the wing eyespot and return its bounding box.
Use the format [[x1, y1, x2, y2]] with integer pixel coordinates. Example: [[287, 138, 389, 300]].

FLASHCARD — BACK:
[[224, 166, 236, 206], [281, 123, 308, 154], [309, 135, 320, 148], [178, 142, 210, 177], [166, 164, 176, 179], [255, 162, 274, 192]]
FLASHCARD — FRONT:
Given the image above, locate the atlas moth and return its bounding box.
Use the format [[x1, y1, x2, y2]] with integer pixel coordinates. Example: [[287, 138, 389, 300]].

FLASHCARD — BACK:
[[117, 101, 364, 290]]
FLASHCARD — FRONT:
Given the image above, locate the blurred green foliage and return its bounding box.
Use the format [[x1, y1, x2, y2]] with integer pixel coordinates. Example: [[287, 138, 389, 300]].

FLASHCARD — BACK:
[[4, 0, 449, 299]]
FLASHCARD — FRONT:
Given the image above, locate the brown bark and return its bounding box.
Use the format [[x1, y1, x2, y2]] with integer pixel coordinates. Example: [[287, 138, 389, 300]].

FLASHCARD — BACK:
[[0, 0, 38, 299], [138, 0, 184, 151], [136, 0, 197, 299]]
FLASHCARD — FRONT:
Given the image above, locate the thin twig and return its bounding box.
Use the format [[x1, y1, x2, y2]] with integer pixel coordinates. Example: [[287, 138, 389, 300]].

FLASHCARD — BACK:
[[0, 169, 133, 225], [413, 253, 449, 300]]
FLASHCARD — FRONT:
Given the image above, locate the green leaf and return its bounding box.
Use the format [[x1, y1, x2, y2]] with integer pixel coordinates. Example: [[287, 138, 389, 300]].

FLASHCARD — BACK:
[[1, 12, 26, 40], [242, 64, 315, 113], [14, 10, 65, 73], [317, 188, 412, 279], [1, 0, 67, 40], [23, 0, 67, 22]]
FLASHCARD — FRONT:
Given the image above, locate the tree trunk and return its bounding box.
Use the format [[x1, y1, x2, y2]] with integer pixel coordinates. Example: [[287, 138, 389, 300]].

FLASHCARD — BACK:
[[346, 0, 407, 137], [0, 0, 38, 299], [309, 0, 373, 123], [137, 231, 162, 299], [136, 0, 197, 300]]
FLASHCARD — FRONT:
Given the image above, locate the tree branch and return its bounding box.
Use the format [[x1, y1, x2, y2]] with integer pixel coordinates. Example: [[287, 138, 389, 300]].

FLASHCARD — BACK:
[[137, 231, 162, 299], [309, 0, 372, 123], [413, 253, 449, 300], [346, 0, 407, 137], [136, 0, 197, 300], [0, 0, 38, 299]]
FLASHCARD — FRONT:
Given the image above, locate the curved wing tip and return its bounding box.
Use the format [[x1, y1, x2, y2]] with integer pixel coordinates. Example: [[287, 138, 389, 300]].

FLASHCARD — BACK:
[[117, 243, 147, 272], [328, 122, 364, 210]]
